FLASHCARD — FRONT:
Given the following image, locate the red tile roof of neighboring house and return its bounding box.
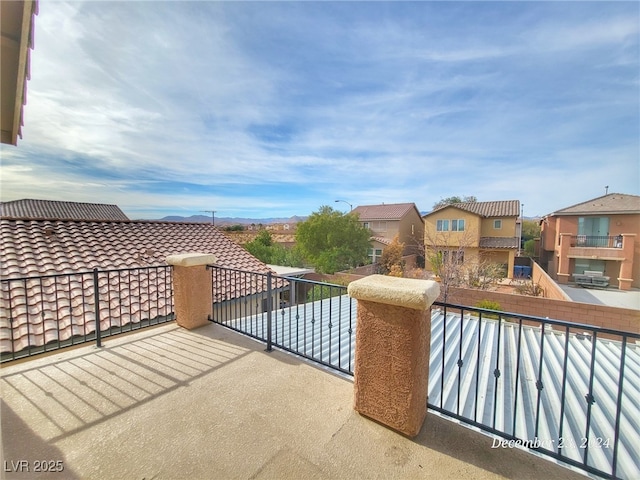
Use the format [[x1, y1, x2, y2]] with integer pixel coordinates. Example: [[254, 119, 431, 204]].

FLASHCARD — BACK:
[[428, 200, 520, 218], [352, 203, 422, 221], [0, 219, 270, 277], [479, 237, 519, 249], [370, 236, 392, 246], [1, 199, 130, 221], [550, 193, 640, 216], [0, 219, 276, 355]]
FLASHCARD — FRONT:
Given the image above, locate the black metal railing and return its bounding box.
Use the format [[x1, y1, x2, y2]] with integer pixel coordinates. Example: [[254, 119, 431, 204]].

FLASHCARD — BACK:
[[571, 236, 623, 248], [209, 265, 355, 375], [1, 266, 174, 363], [429, 302, 639, 480]]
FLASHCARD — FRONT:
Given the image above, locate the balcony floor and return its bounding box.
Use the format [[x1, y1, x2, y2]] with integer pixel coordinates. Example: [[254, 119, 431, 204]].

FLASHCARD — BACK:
[[1, 323, 587, 480]]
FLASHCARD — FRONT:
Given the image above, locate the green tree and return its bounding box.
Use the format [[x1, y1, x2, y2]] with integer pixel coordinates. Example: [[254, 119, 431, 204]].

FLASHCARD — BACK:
[[522, 219, 540, 242], [244, 230, 305, 267], [432, 195, 477, 210], [524, 238, 536, 257], [295, 206, 371, 274]]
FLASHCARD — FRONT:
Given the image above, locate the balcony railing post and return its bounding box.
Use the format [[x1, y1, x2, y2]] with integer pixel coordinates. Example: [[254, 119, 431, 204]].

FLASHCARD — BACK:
[[93, 268, 102, 348], [166, 253, 217, 330], [266, 271, 273, 352], [348, 275, 440, 437]]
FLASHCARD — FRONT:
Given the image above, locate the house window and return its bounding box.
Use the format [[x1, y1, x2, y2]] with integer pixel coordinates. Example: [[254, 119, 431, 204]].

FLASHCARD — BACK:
[[368, 248, 383, 263], [494, 220, 502, 230], [437, 219, 449, 231], [452, 219, 465, 232], [363, 222, 370, 229], [374, 221, 387, 232]]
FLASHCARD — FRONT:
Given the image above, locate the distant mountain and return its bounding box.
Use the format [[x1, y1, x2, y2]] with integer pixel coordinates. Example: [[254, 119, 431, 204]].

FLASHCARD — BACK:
[[157, 215, 307, 225]]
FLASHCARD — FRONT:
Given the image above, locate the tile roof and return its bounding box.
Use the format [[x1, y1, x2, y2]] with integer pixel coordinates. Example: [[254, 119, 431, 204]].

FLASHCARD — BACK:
[[0, 219, 269, 277], [370, 236, 392, 246], [479, 237, 519, 249], [551, 193, 640, 216], [352, 203, 420, 221], [428, 200, 520, 218], [0, 219, 276, 354], [1, 199, 130, 221]]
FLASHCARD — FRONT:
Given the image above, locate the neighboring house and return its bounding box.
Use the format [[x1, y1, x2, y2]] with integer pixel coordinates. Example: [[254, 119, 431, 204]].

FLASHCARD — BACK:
[[0, 215, 276, 354], [351, 203, 424, 263], [423, 200, 521, 278], [539, 193, 640, 290], [1, 198, 130, 221]]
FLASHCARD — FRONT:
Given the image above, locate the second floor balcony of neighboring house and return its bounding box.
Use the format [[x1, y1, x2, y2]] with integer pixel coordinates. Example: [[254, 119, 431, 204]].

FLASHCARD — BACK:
[[563, 234, 631, 261]]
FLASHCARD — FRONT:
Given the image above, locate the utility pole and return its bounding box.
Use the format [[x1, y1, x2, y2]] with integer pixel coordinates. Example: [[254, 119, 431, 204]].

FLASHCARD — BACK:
[[201, 210, 216, 226]]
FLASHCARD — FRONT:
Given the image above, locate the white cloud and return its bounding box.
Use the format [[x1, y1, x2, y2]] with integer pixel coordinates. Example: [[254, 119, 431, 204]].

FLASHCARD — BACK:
[[2, 1, 638, 219]]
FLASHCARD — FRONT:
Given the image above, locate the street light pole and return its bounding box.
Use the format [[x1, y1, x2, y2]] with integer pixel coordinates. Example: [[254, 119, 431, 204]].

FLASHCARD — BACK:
[[334, 199, 352, 212], [518, 203, 524, 256]]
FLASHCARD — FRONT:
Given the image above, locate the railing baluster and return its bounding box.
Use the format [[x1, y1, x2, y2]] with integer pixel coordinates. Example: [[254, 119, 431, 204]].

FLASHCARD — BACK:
[[556, 325, 571, 457], [533, 322, 546, 439], [611, 335, 627, 479], [266, 271, 272, 352], [582, 331, 598, 468], [492, 314, 503, 430], [93, 268, 102, 347], [511, 317, 523, 437]]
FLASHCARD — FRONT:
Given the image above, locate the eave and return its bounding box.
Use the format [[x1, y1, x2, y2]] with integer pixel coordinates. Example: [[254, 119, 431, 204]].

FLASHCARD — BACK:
[[1, 0, 38, 145]]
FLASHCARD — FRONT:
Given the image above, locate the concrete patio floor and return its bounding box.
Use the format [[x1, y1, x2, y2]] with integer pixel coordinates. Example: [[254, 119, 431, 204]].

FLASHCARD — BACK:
[[1, 323, 589, 480]]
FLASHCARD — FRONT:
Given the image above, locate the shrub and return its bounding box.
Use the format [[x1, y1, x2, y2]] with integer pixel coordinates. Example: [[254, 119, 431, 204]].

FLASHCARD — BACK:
[[475, 300, 502, 320], [306, 283, 346, 302], [514, 281, 543, 297]]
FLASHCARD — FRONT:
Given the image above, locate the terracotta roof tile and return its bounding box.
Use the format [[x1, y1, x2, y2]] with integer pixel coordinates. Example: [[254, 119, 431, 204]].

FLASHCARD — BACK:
[[1, 219, 276, 355], [352, 203, 419, 221], [479, 237, 519, 249], [428, 200, 520, 218], [1, 199, 130, 221]]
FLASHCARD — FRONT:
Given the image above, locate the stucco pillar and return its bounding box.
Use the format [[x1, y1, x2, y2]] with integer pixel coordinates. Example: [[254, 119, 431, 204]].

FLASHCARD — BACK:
[[507, 250, 516, 279], [166, 253, 217, 330], [347, 275, 440, 437], [557, 233, 572, 284], [618, 234, 637, 291]]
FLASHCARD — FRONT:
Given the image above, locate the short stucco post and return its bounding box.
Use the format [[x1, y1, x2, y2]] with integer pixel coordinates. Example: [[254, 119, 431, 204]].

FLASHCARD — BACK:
[[166, 253, 217, 330], [348, 275, 440, 437]]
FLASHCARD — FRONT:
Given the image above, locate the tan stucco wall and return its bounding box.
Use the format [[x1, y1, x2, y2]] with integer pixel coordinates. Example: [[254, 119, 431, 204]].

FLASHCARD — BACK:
[[424, 207, 481, 248], [398, 209, 425, 255], [480, 216, 517, 237], [442, 286, 640, 334]]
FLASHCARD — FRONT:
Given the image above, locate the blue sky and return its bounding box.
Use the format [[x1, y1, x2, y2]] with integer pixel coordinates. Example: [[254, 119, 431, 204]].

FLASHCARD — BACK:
[[1, 1, 638, 219]]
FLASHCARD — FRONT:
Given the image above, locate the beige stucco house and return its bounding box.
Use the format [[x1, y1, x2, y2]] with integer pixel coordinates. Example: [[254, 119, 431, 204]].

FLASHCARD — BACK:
[[539, 193, 639, 290], [423, 200, 521, 279], [351, 203, 424, 263]]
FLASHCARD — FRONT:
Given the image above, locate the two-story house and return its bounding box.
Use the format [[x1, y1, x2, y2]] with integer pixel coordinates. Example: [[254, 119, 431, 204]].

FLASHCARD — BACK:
[[351, 203, 424, 263], [539, 193, 639, 290], [423, 200, 521, 279]]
